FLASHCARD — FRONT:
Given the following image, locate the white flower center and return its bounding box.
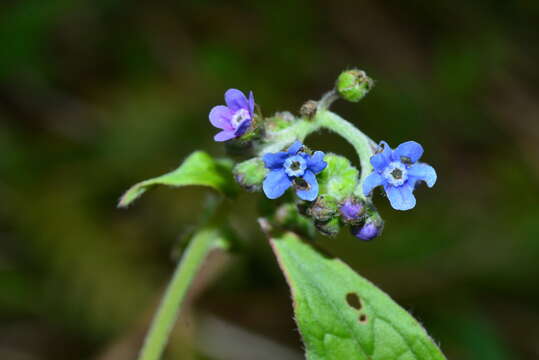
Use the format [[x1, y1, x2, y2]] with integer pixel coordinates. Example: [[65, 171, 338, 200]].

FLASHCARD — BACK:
[[230, 108, 250, 128], [383, 161, 408, 186], [284, 155, 307, 177]]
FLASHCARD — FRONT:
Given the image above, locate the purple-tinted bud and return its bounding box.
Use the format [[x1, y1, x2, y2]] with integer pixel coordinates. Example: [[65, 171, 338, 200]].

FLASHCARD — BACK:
[[351, 220, 383, 241], [339, 199, 364, 223]]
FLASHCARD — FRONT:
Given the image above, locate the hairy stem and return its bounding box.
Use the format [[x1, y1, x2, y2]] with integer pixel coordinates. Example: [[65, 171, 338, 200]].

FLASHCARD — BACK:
[[317, 89, 340, 110], [316, 110, 377, 198], [137, 228, 221, 360], [259, 119, 320, 155]]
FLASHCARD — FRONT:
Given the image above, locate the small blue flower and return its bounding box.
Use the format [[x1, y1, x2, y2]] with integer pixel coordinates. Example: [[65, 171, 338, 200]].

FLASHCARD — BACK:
[[209, 89, 255, 142], [363, 141, 437, 211], [262, 141, 327, 201]]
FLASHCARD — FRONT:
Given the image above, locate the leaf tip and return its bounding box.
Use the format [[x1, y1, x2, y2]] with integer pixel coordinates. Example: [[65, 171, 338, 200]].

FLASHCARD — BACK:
[[117, 184, 146, 209]]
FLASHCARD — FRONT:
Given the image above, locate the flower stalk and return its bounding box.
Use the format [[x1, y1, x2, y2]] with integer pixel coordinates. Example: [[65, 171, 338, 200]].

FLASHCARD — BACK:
[[137, 227, 222, 360]]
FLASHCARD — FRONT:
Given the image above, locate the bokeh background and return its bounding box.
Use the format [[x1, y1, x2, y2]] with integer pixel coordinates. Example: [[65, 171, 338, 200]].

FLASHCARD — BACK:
[[1, 0, 539, 359]]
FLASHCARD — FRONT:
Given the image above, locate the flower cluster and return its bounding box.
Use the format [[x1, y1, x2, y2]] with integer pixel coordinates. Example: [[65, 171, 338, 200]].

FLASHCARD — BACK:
[[208, 85, 437, 242]]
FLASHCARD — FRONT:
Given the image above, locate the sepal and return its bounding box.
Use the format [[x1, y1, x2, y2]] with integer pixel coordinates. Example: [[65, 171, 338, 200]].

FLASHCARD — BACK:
[[233, 157, 268, 192]]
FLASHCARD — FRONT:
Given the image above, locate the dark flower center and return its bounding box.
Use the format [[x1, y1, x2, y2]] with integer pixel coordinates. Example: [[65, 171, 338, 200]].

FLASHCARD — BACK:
[[294, 177, 310, 190], [290, 161, 301, 171], [391, 168, 403, 179]]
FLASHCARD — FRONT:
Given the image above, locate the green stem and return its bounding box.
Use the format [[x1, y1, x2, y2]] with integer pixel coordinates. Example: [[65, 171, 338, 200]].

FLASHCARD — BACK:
[[137, 228, 220, 360], [316, 110, 377, 199], [260, 119, 320, 155]]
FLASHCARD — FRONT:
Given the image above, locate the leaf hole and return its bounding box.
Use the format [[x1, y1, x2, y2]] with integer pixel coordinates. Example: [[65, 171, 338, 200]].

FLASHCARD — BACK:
[[346, 292, 362, 310], [359, 314, 367, 323]]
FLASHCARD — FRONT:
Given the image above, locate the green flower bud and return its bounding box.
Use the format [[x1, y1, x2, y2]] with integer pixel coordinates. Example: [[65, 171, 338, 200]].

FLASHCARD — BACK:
[[233, 157, 267, 191], [315, 217, 341, 238], [336, 69, 374, 103], [306, 195, 338, 222], [317, 154, 359, 202]]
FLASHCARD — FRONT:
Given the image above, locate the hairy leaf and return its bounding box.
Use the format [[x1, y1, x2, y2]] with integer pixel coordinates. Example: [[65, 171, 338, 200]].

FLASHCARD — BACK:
[[119, 151, 237, 207], [270, 232, 446, 360]]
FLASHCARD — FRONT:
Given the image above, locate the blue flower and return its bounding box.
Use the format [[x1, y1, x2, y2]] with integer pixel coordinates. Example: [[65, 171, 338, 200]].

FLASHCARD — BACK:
[[209, 89, 255, 142], [262, 141, 327, 201], [363, 141, 437, 211]]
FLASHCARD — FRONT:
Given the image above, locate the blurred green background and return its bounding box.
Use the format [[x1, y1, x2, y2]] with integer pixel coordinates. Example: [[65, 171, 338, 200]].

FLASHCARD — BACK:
[[1, 0, 538, 359]]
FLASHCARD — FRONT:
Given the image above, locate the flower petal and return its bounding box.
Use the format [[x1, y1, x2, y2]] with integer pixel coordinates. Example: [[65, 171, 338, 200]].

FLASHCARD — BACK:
[[248, 91, 255, 115], [408, 163, 437, 187], [362, 172, 384, 196], [384, 183, 416, 211], [224, 88, 249, 111], [214, 130, 236, 142], [296, 170, 319, 201], [287, 140, 303, 155], [392, 141, 423, 163], [209, 105, 233, 130], [234, 119, 251, 136], [307, 151, 327, 174], [370, 141, 392, 171], [263, 169, 292, 199], [263, 151, 288, 170]]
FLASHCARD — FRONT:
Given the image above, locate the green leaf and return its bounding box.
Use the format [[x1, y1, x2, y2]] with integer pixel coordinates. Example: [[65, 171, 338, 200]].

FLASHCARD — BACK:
[[119, 151, 237, 208], [270, 232, 446, 360]]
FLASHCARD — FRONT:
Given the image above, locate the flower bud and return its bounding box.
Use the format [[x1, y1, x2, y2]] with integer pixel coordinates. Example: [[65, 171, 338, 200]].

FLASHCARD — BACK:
[[339, 197, 365, 224], [336, 69, 373, 103], [307, 196, 338, 222], [300, 100, 318, 119], [350, 213, 384, 241], [315, 217, 341, 238], [233, 157, 267, 192]]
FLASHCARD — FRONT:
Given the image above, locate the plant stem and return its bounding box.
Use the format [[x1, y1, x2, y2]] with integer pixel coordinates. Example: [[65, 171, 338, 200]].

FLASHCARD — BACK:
[[317, 89, 340, 110], [137, 228, 220, 360], [316, 110, 377, 198], [259, 119, 320, 155]]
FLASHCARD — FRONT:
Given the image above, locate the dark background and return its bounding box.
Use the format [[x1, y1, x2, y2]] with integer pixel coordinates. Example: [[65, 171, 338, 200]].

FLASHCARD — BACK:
[[1, 1, 538, 359]]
